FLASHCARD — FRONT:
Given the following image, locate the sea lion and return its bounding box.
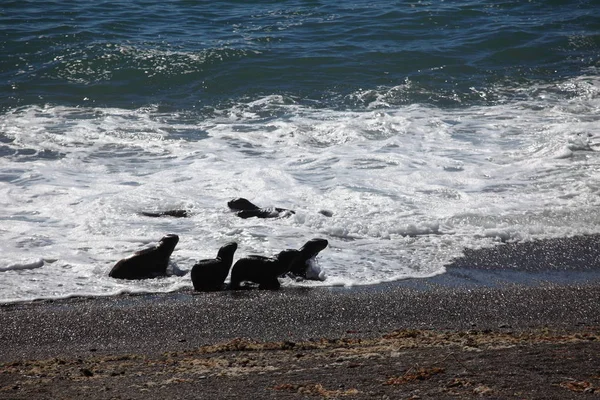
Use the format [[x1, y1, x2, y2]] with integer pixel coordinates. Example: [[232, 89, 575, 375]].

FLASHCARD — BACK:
[[229, 249, 300, 290], [109, 234, 179, 280], [227, 197, 295, 219], [140, 210, 190, 218], [191, 242, 238, 291], [287, 238, 329, 280]]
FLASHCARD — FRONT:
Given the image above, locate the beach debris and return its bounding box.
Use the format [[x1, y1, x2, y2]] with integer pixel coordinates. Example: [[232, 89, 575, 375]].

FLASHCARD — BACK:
[[384, 366, 445, 385], [272, 383, 359, 397], [559, 379, 596, 393], [472, 384, 493, 395]]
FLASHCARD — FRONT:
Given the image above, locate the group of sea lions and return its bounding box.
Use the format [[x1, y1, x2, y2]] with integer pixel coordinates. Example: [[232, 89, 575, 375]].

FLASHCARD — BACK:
[[109, 235, 328, 291], [193, 238, 328, 290], [139, 197, 333, 219], [110, 198, 330, 291]]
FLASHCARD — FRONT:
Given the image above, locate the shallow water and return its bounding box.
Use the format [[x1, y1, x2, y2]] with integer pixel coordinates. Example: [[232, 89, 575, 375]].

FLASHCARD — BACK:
[[1, 0, 599, 302]]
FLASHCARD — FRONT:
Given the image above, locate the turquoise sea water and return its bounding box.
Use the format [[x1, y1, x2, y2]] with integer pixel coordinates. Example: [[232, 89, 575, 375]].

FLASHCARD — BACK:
[[1, 1, 599, 302]]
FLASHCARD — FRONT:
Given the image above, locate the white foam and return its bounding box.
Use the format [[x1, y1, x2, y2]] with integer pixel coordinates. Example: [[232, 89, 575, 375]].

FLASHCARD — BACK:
[[0, 259, 44, 272], [1, 73, 600, 302], [304, 258, 327, 281]]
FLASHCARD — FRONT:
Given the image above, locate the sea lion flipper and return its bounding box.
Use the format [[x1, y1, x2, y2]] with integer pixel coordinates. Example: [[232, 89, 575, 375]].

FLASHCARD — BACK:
[[258, 277, 281, 290]]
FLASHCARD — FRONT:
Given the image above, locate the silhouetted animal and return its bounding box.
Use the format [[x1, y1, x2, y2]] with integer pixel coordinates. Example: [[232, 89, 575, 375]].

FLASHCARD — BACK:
[[109, 234, 179, 280], [229, 249, 300, 289], [140, 210, 189, 218], [227, 197, 295, 219], [191, 242, 238, 291], [287, 238, 329, 279]]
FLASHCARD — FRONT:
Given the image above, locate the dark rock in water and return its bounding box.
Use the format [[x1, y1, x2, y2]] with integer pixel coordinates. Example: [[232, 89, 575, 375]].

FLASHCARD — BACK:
[[227, 197, 295, 219], [109, 234, 179, 280], [191, 242, 238, 291]]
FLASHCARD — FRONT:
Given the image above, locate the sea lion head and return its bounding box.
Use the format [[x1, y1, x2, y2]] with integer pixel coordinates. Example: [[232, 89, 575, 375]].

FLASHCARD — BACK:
[[300, 238, 328, 257], [289, 238, 329, 280], [158, 234, 179, 254], [228, 198, 259, 211], [217, 242, 238, 261]]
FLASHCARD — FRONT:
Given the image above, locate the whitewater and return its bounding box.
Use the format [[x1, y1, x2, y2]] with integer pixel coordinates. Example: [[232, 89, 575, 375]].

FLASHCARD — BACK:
[[1, 72, 600, 303]]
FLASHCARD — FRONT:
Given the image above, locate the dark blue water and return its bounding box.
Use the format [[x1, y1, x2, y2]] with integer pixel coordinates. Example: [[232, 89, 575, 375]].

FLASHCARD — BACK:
[[2, 0, 599, 113]]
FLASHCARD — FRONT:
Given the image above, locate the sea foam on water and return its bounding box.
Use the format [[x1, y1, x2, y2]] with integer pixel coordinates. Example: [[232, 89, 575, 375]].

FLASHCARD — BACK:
[[1, 73, 599, 302]]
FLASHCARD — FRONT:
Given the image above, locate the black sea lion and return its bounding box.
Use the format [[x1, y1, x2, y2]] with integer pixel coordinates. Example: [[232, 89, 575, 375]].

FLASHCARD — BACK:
[[287, 238, 329, 280], [229, 249, 300, 290], [191, 242, 238, 291], [227, 197, 295, 219], [140, 209, 190, 218], [109, 234, 179, 280]]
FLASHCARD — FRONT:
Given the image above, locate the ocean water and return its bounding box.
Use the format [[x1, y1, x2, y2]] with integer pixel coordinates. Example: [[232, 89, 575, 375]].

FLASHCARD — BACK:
[[1, 0, 599, 303]]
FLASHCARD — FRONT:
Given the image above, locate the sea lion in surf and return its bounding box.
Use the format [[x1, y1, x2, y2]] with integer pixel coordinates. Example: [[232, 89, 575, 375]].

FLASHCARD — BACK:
[[140, 209, 190, 218], [227, 198, 295, 219], [287, 238, 329, 280], [229, 249, 300, 290], [191, 242, 238, 291], [109, 234, 179, 280]]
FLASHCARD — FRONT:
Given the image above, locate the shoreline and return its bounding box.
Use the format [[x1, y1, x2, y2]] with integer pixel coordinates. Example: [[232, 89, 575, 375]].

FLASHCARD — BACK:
[[2, 264, 599, 306], [3, 232, 600, 361], [5, 232, 600, 306], [4, 232, 600, 306], [2, 235, 600, 398], [2, 279, 599, 360]]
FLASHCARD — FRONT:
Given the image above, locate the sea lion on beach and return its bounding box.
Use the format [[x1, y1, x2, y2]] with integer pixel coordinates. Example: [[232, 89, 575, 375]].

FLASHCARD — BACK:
[[287, 238, 329, 280], [140, 209, 190, 218], [109, 234, 179, 280], [191, 242, 238, 291], [229, 249, 300, 290], [227, 197, 295, 219]]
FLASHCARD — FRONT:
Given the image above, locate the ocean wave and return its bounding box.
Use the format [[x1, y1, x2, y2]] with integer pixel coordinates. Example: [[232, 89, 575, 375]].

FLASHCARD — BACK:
[[0, 259, 44, 272], [3, 0, 598, 111]]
